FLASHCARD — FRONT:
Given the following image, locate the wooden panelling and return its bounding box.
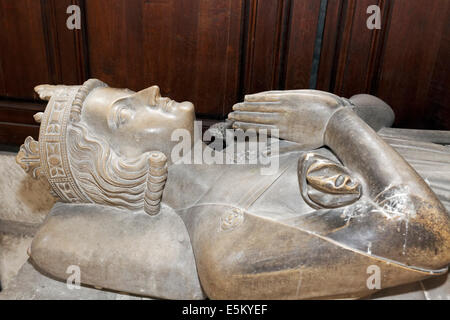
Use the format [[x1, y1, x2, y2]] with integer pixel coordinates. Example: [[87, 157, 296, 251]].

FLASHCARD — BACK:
[[427, 9, 450, 130], [0, 122, 39, 146], [283, 0, 322, 90], [0, 0, 51, 99], [317, 0, 449, 130], [0, 0, 449, 147], [44, 0, 89, 84], [85, 0, 243, 117], [242, 0, 329, 91], [0, 100, 44, 145], [316, 0, 342, 92], [0, 0, 88, 146], [0, 0, 88, 100], [376, 0, 450, 129], [242, 0, 287, 93], [319, 0, 390, 97], [0, 100, 46, 125], [242, 0, 323, 92]]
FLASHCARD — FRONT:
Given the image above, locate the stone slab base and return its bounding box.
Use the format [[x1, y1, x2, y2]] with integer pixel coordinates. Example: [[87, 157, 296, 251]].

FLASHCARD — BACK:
[[0, 232, 32, 290], [0, 260, 150, 300], [367, 272, 450, 300]]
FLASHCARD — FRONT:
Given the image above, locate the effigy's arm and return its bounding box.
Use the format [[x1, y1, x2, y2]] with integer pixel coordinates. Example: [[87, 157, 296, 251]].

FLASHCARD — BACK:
[[228, 90, 450, 272]]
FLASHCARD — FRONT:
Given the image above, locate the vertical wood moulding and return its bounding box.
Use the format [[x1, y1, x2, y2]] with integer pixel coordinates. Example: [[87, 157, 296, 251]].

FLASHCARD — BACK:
[[283, 0, 323, 90], [221, 0, 243, 116], [0, 5, 5, 95], [241, 0, 258, 94], [316, 0, 344, 92], [270, 0, 284, 88], [73, 0, 90, 82], [42, 0, 89, 85], [236, 0, 249, 102], [369, 0, 394, 95], [40, 0, 62, 84], [240, 0, 290, 94], [274, 0, 293, 89], [309, 0, 329, 89], [0, 55, 5, 96], [332, 0, 356, 95]]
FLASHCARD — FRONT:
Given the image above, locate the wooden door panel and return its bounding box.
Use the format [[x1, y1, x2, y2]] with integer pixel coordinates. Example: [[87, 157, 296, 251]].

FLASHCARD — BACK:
[[85, 0, 243, 116], [284, 0, 322, 90], [376, 0, 450, 129], [1, 0, 449, 147], [242, 0, 285, 94], [0, 0, 51, 99]]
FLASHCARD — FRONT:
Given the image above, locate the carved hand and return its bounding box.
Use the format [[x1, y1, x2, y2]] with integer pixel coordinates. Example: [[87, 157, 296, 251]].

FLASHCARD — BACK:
[[228, 90, 344, 149]]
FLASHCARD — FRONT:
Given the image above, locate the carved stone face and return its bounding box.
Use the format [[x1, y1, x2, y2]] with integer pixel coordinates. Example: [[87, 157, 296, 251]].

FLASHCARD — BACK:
[[81, 85, 195, 159]]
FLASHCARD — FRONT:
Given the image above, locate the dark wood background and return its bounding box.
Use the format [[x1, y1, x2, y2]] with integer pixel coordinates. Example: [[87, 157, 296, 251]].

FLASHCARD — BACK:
[[1, 0, 449, 146]]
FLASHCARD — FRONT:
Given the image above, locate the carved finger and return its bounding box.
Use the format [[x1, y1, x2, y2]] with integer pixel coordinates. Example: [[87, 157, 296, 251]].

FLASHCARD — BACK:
[[228, 111, 280, 125], [232, 102, 281, 112], [232, 121, 278, 132], [244, 92, 281, 102], [246, 90, 343, 107]]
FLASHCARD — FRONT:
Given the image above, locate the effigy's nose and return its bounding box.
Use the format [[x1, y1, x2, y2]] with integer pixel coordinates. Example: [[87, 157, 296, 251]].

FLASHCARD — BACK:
[[147, 85, 161, 105], [133, 85, 161, 106]]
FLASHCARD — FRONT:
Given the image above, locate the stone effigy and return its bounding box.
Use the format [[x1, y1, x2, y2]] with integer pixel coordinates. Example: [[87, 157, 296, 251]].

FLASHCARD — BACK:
[[15, 79, 450, 299]]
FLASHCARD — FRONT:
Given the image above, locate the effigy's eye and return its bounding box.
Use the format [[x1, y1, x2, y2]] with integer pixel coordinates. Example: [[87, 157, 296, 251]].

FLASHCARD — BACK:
[[117, 107, 133, 127], [109, 103, 135, 129]]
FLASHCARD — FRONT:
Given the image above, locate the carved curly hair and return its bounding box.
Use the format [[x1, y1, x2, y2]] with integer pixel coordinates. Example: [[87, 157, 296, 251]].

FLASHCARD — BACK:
[[66, 79, 150, 210]]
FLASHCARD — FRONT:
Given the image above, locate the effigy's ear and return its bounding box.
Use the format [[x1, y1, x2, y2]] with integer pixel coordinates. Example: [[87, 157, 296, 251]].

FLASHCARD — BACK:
[[298, 153, 362, 209]]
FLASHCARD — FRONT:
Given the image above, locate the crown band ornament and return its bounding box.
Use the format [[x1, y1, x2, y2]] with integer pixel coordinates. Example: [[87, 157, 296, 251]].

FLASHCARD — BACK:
[[16, 136, 41, 179], [16, 79, 107, 203]]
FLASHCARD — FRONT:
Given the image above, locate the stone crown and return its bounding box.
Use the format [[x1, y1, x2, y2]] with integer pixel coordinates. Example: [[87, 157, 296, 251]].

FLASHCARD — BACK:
[[16, 79, 106, 203]]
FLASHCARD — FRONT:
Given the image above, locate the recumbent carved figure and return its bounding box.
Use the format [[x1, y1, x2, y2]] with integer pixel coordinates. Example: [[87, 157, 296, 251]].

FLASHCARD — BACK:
[[16, 79, 450, 299]]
